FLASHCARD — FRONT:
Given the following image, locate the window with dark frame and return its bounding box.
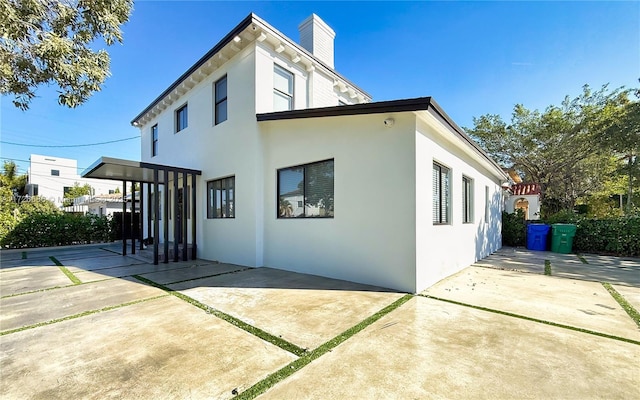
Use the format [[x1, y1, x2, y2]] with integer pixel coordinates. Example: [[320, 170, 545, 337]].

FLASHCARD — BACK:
[[51, 169, 60, 176], [207, 177, 234, 218], [277, 159, 334, 218], [462, 176, 473, 224], [214, 75, 228, 125], [151, 124, 158, 156], [433, 163, 450, 224], [273, 64, 294, 111], [176, 104, 188, 132]]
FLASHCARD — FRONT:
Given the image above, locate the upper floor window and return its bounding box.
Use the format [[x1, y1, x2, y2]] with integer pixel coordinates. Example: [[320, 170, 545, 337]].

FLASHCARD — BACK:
[[273, 64, 294, 111], [207, 176, 235, 218], [433, 162, 450, 225], [176, 104, 188, 132], [462, 176, 473, 224], [278, 159, 334, 218], [214, 75, 228, 125], [151, 124, 158, 157], [51, 169, 60, 176]]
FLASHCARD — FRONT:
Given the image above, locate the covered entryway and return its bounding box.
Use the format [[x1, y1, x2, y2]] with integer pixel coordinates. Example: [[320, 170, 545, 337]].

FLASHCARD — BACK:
[[82, 157, 201, 265]]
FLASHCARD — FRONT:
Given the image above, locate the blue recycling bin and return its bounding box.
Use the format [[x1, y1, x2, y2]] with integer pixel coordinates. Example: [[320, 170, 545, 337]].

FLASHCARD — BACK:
[[526, 224, 550, 251]]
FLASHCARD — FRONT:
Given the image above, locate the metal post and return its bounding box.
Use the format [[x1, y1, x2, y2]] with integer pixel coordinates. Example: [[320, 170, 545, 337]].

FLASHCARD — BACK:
[[173, 171, 179, 262], [131, 182, 136, 254], [163, 170, 169, 264], [191, 173, 197, 260], [153, 170, 159, 265], [139, 182, 144, 251], [122, 180, 127, 256], [182, 171, 188, 261]]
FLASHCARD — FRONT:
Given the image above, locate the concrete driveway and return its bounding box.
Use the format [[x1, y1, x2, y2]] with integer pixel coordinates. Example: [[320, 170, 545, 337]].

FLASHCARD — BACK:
[[1, 245, 638, 399]]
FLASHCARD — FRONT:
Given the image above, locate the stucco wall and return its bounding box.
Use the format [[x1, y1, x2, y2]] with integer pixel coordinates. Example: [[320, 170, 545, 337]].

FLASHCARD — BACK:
[[414, 115, 503, 292], [260, 113, 418, 292]]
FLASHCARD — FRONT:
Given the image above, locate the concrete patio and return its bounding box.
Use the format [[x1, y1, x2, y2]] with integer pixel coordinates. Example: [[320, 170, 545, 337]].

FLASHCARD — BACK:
[[1, 245, 638, 399]]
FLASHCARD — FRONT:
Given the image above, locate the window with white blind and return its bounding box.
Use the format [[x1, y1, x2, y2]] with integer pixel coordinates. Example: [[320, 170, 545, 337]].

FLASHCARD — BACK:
[[207, 177, 235, 219], [462, 176, 473, 223], [433, 163, 450, 224], [278, 159, 334, 218], [273, 64, 294, 111]]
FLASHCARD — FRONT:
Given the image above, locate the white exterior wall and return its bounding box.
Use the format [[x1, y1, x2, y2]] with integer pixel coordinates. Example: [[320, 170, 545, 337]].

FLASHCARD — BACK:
[[261, 113, 417, 293], [139, 44, 263, 266], [29, 154, 120, 207], [414, 115, 503, 292]]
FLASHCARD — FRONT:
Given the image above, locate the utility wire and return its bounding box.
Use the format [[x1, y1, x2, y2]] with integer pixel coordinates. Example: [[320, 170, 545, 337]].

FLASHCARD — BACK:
[[0, 136, 140, 148]]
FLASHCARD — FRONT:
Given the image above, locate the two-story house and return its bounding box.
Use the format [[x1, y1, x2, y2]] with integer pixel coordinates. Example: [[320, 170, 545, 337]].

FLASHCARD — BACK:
[[84, 13, 508, 293]]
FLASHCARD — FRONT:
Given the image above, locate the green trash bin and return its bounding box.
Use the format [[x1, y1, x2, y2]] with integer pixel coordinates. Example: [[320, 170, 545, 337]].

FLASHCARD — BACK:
[[551, 224, 577, 254]]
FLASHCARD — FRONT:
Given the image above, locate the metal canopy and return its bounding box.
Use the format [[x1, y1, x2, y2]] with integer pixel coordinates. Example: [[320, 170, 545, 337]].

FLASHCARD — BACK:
[[82, 157, 201, 182]]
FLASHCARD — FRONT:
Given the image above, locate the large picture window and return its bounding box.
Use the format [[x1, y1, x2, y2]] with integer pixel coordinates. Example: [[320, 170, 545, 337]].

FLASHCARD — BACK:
[[214, 75, 227, 125], [278, 159, 334, 218], [207, 177, 234, 218], [433, 162, 450, 224], [462, 176, 473, 223], [273, 64, 294, 111], [176, 104, 188, 132]]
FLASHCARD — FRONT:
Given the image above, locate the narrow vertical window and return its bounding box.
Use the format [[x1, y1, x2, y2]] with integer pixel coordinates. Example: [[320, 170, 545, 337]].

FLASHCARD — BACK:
[[462, 176, 473, 223], [214, 75, 228, 125], [207, 176, 235, 218], [151, 124, 158, 157], [273, 64, 294, 111], [176, 104, 188, 132], [433, 163, 450, 224], [485, 186, 490, 223]]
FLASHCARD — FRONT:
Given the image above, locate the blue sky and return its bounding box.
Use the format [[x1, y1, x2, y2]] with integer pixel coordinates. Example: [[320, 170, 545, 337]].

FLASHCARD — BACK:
[[1, 1, 638, 177]]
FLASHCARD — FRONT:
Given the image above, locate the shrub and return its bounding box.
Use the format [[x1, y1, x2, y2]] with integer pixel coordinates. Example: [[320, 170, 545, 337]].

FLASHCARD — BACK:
[[501, 209, 640, 257], [1, 212, 113, 248], [502, 209, 526, 246]]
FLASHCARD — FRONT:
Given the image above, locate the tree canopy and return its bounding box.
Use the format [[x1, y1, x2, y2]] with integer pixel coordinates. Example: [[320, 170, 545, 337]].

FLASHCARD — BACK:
[[0, 0, 133, 110], [466, 84, 639, 217]]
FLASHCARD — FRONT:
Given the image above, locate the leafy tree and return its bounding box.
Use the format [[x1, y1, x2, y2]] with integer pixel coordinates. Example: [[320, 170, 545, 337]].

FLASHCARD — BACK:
[[467, 84, 627, 217], [597, 90, 640, 214], [0, 160, 27, 200], [63, 182, 92, 206], [0, 0, 133, 110]]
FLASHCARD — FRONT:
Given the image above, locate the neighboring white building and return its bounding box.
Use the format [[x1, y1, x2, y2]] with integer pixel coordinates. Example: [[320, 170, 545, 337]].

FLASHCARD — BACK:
[[504, 183, 542, 220], [27, 154, 121, 208], [85, 13, 508, 293]]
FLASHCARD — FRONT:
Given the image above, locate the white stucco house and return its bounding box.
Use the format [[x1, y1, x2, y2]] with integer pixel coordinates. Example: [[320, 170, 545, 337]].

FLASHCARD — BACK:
[[84, 13, 508, 293], [27, 154, 120, 208]]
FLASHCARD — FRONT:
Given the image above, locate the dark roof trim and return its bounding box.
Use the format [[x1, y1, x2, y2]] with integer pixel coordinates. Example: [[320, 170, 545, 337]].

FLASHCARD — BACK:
[[82, 156, 201, 184], [131, 13, 370, 125], [257, 97, 433, 121], [257, 97, 507, 179], [130, 13, 254, 125]]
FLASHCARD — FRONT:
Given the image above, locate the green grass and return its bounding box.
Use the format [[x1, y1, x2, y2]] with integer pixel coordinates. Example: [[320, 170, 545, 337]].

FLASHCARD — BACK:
[[132, 275, 307, 357], [576, 254, 588, 264], [236, 294, 414, 399], [49, 256, 82, 285], [602, 282, 640, 328], [0, 295, 167, 336], [420, 294, 640, 346], [544, 260, 552, 275]]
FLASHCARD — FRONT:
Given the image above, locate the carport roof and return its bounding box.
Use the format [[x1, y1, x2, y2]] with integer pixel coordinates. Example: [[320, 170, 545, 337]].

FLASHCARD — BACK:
[[82, 157, 201, 183]]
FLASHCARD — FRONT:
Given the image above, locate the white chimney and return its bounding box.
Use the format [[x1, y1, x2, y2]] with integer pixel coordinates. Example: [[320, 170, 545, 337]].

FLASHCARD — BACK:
[[298, 14, 336, 68]]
